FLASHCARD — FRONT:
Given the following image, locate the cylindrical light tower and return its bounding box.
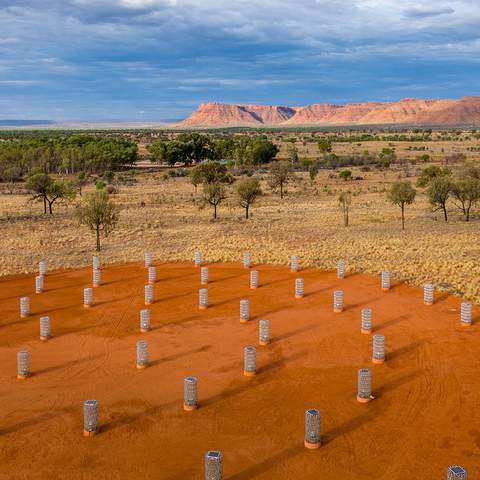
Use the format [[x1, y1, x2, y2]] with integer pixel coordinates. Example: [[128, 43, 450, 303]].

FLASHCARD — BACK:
[[83, 399, 99, 437], [259, 319, 270, 346], [183, 376, 198, 411], [333, 291, 344, 313], [199, 288, 208, 310], [357, 368, 372, 403], [243, 346, 256, 377], [39, 316, 51, 341], [381, 271, 391, 291], [84, 288, 93, 308], [250, 270, 259, 289], [424, 283, 434, 305], [290, 255, 299, 273], [240, 299, 250, 323], [17, 351, 30, 379], [460, 302, 472, 327], [447, 466, 468, 480], [204, 451, 223, 480], [304, 409, 321, 449], [361, 308, 372, 334], [337, 260, 345, 279], [140, 309, 151, 333]]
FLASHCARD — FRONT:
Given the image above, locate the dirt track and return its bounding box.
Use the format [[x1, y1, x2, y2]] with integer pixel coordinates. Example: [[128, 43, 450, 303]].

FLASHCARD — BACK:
[[0, 262, 477, 479]]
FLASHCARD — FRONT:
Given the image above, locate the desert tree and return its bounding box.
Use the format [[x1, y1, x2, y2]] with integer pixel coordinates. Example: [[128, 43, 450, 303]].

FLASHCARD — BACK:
[[338, 191, 352, 227], [202, 182, 226, 219], [451, 177, 480, 221], [286, 144, 299, 166], [235, 177, 261, 219], [45, 179, 75, 214], [268, 161, 293, 199], [76, 171, 89, 196], [189, 167, 202, 194], [76, 190, 119, 251], [339, 169, 352, 181], [191, 160, 232, 185], [427, 176, 452, 222], [387, 181, 416, 230], [26, 172, 52, 214], [416, 165, 451, 188], [317, 138, 332, 155], [309, 162, 319, 186]]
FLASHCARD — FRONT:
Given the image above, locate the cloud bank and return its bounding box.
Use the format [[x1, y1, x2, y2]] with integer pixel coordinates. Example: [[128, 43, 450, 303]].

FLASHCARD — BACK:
[[0, 0, 479, 120]]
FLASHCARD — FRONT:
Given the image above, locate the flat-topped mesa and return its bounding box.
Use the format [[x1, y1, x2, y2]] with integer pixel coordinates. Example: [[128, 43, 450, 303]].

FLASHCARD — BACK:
[[179, 102, 297, 127], [178, 96, 480, 127]]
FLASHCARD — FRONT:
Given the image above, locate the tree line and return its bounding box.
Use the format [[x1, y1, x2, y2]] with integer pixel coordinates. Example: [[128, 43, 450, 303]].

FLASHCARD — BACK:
[[146, 133, 279, 166], [0, 135, 138, 183]]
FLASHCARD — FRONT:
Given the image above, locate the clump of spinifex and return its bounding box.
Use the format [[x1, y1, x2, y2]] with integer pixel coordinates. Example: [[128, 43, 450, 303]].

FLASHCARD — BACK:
[[148, 266, 157, 285], [243, 346, 256, 376], [83, 399, 99, 437], [205, 451, 223, 480], [39, 316, 51, 341], [136, 340, 149, 369], [304, 409, 321, 449], [372, 334, 385, 364], [240, 299, 250, 323], [259, 319, 270, 345], [424, 283, 434, 305], [447, 466, 468, 480], [243, 252, 252, 269], [183, 376, 198, 411], [333, 290, 344, 312], [92, 268, 101, 287], [144, 284, 153, 305], [199, 288, 208, 310], [290, 255, 299, 272], [17, 351, 30, 379], [460, 302, 472, 326], [140, 309, 150, 332], [20, 296, 30, 317], [84, 288, 92, 308], [337, 260, 345, 279], [35, 275, 44, 294], [357, 368, 372, 403], [250, 270, 259, 289], [201, 267, 209, 285], [295, 278, 304, 299], [381, 271, 391, 291], [144, 252, 153, 268], [361, 308, 372, 334]]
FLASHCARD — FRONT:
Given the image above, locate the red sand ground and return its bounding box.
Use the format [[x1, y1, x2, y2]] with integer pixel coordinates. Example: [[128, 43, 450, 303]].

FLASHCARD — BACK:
[[0, 262, 478, 479]]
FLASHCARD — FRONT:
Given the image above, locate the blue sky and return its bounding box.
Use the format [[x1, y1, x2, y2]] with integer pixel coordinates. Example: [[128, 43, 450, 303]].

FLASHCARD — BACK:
[[1, 0, 479, 121]]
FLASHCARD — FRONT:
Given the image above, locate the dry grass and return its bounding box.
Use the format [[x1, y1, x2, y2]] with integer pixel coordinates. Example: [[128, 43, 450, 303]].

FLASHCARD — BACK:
[[1, 167, 479, 303]]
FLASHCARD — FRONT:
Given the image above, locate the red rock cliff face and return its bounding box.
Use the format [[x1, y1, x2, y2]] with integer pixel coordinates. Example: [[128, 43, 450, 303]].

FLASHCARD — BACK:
[[179, 102, 296, 127], [178, 97, 480, 127]]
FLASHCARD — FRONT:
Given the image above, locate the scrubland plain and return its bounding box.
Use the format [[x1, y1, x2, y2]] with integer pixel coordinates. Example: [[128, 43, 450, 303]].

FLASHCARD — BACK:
[[1, 165, 479, 303]]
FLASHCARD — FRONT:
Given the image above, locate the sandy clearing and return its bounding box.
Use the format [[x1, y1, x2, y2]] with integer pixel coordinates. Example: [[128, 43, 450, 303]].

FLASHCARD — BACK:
[[0, 262, 477, 479]]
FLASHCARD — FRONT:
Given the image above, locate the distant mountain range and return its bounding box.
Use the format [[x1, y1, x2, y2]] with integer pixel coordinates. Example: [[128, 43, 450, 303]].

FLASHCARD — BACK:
[[177, 96, 480, 127], [0, 120, 55, 127]]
